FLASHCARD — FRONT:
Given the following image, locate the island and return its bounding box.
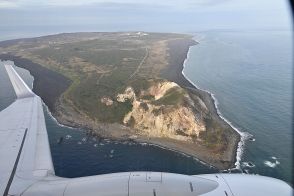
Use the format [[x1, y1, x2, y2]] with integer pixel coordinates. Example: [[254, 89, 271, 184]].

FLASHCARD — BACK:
[[0, 32, 240, 170]]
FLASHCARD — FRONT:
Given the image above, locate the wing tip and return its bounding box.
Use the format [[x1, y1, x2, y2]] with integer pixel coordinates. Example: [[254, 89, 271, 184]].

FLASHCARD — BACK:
[[4, 64, 35, 99]]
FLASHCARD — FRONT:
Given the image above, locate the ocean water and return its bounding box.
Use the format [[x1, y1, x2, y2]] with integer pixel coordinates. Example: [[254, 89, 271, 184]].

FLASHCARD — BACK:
[[183, 30, 293, 183], [0, 29, 292, 184], [0, 61, 217, 178]]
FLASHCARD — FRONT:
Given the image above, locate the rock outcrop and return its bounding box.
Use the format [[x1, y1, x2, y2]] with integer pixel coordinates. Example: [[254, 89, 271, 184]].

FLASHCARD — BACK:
[[101, 97, 114, 106], [118, 81, 206, 142]]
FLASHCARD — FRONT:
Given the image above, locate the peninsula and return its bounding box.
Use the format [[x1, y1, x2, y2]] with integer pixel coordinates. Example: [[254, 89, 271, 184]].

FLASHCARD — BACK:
[[0, 32, 240, 169]]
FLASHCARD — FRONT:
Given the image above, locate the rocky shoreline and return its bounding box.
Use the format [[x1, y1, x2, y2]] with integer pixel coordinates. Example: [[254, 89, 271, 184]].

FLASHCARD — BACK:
[[0, 36, 240, 170], [162, 39, 240, 169]]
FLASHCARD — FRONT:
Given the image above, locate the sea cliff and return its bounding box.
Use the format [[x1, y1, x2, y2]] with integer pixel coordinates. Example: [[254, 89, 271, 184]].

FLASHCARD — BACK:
[[0, 32, 240, 169]]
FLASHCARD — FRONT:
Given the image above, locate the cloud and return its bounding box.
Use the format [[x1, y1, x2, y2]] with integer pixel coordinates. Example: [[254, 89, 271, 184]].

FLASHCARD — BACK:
[[0, 0, 19, 8], [0, 0, 232, 9], [1, 0, 289, 14], [0, 0, 291, 31]]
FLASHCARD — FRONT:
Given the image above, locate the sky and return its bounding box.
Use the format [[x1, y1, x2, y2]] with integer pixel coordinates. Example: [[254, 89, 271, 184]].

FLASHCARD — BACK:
[[0, 0, 292, 37]]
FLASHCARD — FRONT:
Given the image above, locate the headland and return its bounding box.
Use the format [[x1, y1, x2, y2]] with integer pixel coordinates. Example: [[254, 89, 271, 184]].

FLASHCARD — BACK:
[[0, 32, 240, 169]]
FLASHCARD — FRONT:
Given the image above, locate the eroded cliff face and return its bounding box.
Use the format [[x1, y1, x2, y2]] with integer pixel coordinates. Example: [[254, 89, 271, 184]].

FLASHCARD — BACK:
[[117, 81, 207, 142]]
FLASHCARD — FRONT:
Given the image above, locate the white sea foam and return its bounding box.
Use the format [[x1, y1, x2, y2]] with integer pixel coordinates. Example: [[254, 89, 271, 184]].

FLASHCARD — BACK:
[[264, 160, 280, 168], [82, 137, 87, 142], [42, 102, 76, 129], [249, 138, 256, 142], [242, 162, 255, 168], [182, 38, 252, 170]]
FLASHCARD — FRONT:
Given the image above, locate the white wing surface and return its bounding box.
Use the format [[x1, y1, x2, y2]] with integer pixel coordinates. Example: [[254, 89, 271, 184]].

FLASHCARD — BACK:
[[0, 65, 54, 195]]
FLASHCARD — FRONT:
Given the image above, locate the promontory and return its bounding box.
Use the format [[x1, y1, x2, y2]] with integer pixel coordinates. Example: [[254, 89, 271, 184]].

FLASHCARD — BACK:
[[0, 32, 240, 169]]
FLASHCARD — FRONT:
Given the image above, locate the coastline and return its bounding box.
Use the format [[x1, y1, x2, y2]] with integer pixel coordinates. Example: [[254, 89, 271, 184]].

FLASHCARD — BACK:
[[0, 36, 241, 170], [161, 38, 242, 169], [181, 41, 250, 169], [0, 54, 71, 114]]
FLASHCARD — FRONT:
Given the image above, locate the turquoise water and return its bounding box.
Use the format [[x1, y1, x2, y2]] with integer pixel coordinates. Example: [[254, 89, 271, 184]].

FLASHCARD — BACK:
[[183, 30, 293, 183]]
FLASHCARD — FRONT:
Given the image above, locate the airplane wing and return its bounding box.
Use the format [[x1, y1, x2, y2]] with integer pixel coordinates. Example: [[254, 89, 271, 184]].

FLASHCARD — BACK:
[[0, 64, 55, 195], [0, 64, 292, 196]]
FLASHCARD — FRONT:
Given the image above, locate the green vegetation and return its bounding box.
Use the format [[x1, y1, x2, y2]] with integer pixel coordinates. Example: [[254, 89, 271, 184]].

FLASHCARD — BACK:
[[199, 117, 228, 151], [5, 32, 190, 123], [153, 87, 185, 106], [0, 32, 191, 122], [140, 94, 155, 101], [0, 32, 238, 164], [32, 36, 148, 122], [128, 78, 151, 94], [98, 100, 133, 123]]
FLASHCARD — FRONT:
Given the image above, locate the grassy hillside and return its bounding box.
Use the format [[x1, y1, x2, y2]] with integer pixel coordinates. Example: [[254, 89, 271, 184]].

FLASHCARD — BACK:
[[0, 32, 192, 122]]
